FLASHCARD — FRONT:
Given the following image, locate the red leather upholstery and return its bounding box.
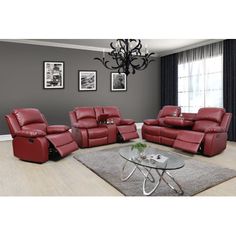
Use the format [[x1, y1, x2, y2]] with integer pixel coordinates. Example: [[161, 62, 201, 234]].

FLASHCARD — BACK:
[[142, 106, 232, 157], [16, 129, 46, 138], [47, 125, 69, 134], [143, 119, 159, 126], [103, 106, 121, 125], [173, 130, 205, 153], [5, 108, 78, 163], [158, 106, 181, 118], [69, 106, 139, 147], [13, 108, 47, 126], [164, 117, 194, 127]]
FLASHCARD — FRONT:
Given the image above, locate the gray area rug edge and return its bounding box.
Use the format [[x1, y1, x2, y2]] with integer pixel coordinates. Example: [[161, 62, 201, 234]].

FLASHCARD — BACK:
[[74, 147, 236, 196]]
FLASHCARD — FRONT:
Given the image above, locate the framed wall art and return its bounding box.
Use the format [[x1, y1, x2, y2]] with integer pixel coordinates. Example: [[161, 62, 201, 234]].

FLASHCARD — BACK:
[[78, 70, 97, 91], [110, 72, 127, 92], [43, 61, 64, 89]]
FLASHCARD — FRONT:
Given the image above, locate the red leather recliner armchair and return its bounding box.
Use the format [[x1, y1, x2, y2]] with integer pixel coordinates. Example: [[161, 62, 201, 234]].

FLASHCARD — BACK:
[[142, 106, 232, 157], [69, 106, 139, 148], [5, 108, 78, 163]]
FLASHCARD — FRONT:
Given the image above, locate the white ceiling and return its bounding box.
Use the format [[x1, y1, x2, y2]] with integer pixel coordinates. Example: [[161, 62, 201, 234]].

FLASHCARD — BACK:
[[36, 39, 221, 56], [1, 39, 222, 56]]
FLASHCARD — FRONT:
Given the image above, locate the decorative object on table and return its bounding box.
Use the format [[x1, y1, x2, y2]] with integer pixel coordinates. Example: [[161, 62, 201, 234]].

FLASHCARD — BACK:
[[110, 72, 127, 92], [74, 146, 236, 196], [94, 39, 155, 76], [43, 61, 64, 89], [78, 70, 97, 91], [131, 142, 147, 159]]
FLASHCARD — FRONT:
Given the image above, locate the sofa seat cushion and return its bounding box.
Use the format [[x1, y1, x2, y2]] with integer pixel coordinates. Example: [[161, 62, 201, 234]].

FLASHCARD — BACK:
[[75, 118, 98, 129], [47, 125, 69, 134], [173, 130, 205, 153], [164, 117, 194, 127], [192, 120, 218, 132], [142, 125, 161, 136], [22, 123, 47, 132], [88, 127, 108, 139], [160, 127, 179, 139]]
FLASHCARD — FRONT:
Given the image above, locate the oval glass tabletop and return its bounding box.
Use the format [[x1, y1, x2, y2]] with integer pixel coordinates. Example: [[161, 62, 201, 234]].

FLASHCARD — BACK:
[[119, 146, 184, 170]]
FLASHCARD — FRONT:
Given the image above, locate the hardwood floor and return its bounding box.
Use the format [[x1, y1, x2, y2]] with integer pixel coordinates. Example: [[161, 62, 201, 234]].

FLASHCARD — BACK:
[[0, 136, 236, 196]]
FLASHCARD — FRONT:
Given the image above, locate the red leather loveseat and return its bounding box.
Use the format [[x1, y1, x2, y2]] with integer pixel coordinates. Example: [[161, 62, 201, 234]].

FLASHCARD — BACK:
[[5, 108, 78, 163], [142, 106, 232, 157], [69, 106, 139, 148]]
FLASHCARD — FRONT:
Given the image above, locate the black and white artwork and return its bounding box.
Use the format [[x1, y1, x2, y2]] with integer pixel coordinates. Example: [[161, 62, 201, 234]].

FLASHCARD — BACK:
[[111, 72, 127, 91], [78, 71, 97, 91], [43, 61, 64, 89]]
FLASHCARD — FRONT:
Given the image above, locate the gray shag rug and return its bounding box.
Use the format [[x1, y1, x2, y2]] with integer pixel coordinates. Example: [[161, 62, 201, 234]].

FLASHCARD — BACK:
[[74, 147, 236, 196]]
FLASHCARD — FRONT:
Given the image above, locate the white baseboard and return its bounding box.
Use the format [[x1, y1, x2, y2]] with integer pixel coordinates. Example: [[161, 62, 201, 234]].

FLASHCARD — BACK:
[[136, 122, 143, 129], [0, 123, 143, 142], [0, 135, 12, 141]]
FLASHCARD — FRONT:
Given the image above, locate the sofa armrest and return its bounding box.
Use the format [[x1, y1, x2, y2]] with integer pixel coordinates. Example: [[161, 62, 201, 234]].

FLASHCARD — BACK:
[[16, 129, 46, 138], [164, 117, 194, 127], [205, 127, 225, 133], [143, 119, 159, 126], [47, 125, 69, 134], [119, 119, 135, 125]]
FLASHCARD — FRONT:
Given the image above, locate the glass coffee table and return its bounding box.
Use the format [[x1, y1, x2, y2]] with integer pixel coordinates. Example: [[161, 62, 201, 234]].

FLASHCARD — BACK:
[[119, 146, 185, 196]]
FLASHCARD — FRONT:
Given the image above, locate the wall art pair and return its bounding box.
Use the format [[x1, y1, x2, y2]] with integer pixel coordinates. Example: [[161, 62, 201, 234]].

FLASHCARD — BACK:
[[78, 71, 127, 92]]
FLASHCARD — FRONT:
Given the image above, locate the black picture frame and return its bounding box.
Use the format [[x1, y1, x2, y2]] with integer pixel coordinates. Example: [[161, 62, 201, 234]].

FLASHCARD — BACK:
[[43, 61, 65, 89], [78, 70, 97, 91], [110, 72, 127, 92]]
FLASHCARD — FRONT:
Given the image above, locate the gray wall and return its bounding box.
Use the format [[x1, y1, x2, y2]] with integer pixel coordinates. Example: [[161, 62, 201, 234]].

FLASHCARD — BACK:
[[0, 41, 161, 135]]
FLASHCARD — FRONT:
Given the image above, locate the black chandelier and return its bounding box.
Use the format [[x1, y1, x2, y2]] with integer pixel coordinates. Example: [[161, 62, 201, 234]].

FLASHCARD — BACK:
[[94, 39, 155, 76]]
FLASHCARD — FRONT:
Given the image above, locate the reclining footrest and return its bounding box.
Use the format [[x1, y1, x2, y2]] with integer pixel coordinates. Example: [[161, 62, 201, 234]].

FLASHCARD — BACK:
[[46, 132, 78, 158], [173, 130, 205, 154], [117, 125, 139, 142]]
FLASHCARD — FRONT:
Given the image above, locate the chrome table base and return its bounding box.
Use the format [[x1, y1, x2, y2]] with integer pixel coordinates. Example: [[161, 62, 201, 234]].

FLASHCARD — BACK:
[[121, 160, 184, 196]]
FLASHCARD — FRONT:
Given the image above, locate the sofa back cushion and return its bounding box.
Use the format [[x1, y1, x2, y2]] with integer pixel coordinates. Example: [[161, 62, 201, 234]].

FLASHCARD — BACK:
[[192, 108, 225, 132], [13, 108, 46, 127], [195, 107, 225, 123], [103, 106, 121, 124], [75, 107, 96, 120], [94, 106, 104, 120], [158, 106, 181, 118], [74, 107, 97, 128]]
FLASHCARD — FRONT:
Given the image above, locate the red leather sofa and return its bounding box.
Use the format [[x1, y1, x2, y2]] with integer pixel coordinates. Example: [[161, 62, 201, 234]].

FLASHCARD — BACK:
[[142, 106, 232, 157], [69, 106, 139, 148], [5, 108, 78, 163]]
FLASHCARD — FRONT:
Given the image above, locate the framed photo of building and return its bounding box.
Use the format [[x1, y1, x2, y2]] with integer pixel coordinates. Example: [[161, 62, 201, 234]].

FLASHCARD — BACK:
[[43, 61, 64, 89], [78, 70, 97, 91], [110, 72, 127, 91]]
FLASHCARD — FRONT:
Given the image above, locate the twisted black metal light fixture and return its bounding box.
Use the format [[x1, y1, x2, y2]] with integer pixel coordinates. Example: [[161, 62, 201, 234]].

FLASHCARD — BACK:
[[94, 39, 155, 76]]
